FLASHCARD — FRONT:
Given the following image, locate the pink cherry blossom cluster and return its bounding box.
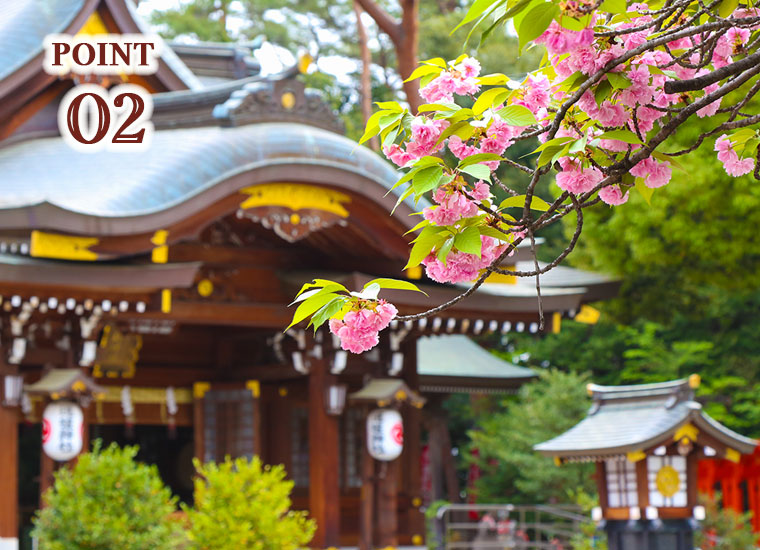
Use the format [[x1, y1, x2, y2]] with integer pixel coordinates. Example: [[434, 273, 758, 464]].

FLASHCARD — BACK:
[[328, 300, 398, 354], [419, 57, 481, 104], [715, 135, 755, 177], [383, 117, 450, 167], [423, 182, 491, 226], [422, 236, 506, 284]]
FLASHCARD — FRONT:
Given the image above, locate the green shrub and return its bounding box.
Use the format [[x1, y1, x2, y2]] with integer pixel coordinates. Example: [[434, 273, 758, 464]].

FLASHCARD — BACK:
[[694, 493, 756, 550], [184, 456, 316, 550], [32, 441, 185, 550]]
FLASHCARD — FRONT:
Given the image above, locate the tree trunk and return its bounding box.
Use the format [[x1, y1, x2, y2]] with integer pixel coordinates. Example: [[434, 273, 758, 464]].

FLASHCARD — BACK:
[[354, 1, 380, 151], [398, 0, 422, 114]]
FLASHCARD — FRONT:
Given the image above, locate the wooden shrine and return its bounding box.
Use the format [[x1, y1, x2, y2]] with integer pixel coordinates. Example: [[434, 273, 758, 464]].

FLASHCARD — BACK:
[[0, 1, 618, 548], [535, 377, 757, 550]]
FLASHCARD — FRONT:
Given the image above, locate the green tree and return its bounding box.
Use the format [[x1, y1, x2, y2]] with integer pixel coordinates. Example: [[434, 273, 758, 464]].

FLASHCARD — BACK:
[[468, 370, 596, 504], [32, 441, 184, 550], [184, 456, 316, 550]]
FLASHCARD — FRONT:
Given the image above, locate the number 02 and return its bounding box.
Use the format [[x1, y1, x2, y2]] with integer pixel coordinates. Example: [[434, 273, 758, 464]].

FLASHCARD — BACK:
[[58, 84, 153, 152]]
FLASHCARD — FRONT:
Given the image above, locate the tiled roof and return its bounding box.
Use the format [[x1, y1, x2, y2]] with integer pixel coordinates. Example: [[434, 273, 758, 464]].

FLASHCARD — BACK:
[[0, 0, 85, 82], [0, 122, 403, 218], [418, 334, 536, 380], [535, 379, 757, 457]]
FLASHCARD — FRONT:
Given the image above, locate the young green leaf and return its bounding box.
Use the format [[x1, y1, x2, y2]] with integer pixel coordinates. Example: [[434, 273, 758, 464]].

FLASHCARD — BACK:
[[405, 226, 448, 269], [607, 72, 632, 89], [634, 177, 654, 205], [365, 278, 428, 294], [460, 163, 492, 181], [597, 129, 644, 144], [473, 87, 510, 115], [497, 104, 538, 126], [286, 292, 341, 331], [309, 297, 348, 331], [412, 166, 444, 196], [454, 226, 483, 257], [404, 65, 443, 82], [459, 153, 505, 168], [437, 236, 455, 265], [517, 3, 560, 50]]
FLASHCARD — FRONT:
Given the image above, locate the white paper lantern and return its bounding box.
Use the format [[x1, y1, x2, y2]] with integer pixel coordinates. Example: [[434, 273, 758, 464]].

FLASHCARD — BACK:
[[42, 401, 84, 462], [366, 408, 403, 461]]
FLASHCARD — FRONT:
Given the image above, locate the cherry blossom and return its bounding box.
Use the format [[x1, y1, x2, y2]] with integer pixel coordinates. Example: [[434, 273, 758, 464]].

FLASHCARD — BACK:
[[329, 301, 398, 354]]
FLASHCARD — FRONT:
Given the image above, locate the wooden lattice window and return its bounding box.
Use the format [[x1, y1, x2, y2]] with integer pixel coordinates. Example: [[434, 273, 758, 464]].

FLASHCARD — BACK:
[[605, 458, 639, 507]]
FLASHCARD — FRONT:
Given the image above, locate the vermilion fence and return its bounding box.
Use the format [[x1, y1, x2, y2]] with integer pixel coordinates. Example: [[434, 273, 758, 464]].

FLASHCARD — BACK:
[[698, 446, 760, 531]]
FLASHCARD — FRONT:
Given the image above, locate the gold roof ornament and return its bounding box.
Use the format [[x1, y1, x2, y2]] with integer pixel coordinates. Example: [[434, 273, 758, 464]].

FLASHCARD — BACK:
[[349, 379, 426, 408], [25, 368, 104, 402]]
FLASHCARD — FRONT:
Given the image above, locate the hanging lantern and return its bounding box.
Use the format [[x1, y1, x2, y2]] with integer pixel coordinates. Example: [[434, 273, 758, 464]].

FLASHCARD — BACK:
[[366, 408, 403, 461], [42, 401, 83, 462]]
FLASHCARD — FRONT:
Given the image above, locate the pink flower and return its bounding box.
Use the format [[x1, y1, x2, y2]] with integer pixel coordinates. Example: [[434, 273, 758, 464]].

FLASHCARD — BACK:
[[422, 236, 505, 283], [696, 83, 721, 118], [420, 73, 457, 104], [470, 181, 491, 201], [448, 135, 479, 160], [521, 74, 552, 112], [724, 156, 755, 176], [329, 300, 398, 354], [599, 185, 629, 205], [566, 47, 598, 75], [715, 136, 754, 176], [455, 57, 481, 78], [630, 157, 672, 188], [535, 21, 594, 56], [383, 144, 414, 167], [555, 159, 604, 194]]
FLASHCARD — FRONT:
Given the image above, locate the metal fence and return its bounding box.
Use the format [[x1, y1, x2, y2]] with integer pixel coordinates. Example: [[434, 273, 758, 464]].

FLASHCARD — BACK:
[[432, 503, 589, 550]]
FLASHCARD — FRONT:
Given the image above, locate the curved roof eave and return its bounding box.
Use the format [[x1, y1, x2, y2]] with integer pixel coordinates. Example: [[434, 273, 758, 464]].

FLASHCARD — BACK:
[[0, 122, 419, 235]]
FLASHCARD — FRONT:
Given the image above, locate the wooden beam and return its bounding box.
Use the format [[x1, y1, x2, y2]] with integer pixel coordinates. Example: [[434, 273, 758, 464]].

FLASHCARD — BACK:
[[0, 405, 18, 546], [308, 358, 340, 548]]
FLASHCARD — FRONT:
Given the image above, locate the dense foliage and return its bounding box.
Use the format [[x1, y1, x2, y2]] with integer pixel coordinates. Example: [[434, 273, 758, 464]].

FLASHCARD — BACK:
[[184, 456, 316, 550], [32, 442, 184, 550], [468, 370, 596, 503], [694, 493, 757, 550]]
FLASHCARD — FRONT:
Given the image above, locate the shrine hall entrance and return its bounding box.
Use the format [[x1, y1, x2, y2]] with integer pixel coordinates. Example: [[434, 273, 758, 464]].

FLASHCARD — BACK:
[[89, 425, 195, 503]]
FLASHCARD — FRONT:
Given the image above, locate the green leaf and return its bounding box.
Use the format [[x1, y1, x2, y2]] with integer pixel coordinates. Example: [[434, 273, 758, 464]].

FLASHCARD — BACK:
[[594, 80, 612, 105], [459, 153, 505, 168], [480, 225, 512, 241], [286, 292, 340, 330], [365, 278, 428, 294], [454, 0, 503, 31], [374, 101, 403, 111], [437, 236, 455, 265], [718, 0, 739, 18], [454, 226, 483, 256], [418, 103, 461, 113], [496, 104, 538, 126], [404, 64, 443, 82], [460, 163, 492, 181], [295, 279, 348, 298], [422, 57, 447, 69], [477, 74, 510, 85], [537, 144, 568, 167], [558, 14, 593, 30], [607, 72, 632, 89], [517, 3, 560, 51], [386, 167, 419, 196], [499, 195, 552, 211], [405, 226, 448, 269], [309, 297, 348, 331], [597, 129, 643, 144], [404, 219, 431, 235], [600, 0, 626, 12], [532, 136, 575, 153], [504, 0, 536, 18], [359, 110, 391, 145], [473, 87, 510, 115], [412, 166, 444, 196], [634, 177, 654, 205]]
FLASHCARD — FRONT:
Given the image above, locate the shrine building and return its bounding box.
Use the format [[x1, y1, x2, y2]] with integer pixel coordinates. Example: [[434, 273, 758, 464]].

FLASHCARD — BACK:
[[0, 1, 618, 549]]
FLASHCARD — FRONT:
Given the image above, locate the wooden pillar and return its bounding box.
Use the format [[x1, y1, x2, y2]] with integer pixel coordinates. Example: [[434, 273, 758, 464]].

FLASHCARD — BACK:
[[0, 405, 18, 550], [402, 338, 425, 543], [193, 382, 209, 463], [359, 410, 374, 550], [308, 358, 340, 548], [376, 459, 399, 547]]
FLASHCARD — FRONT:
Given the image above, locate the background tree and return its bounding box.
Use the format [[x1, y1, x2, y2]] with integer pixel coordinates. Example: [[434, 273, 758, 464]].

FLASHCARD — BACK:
[[468, 370, 596, 503]]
